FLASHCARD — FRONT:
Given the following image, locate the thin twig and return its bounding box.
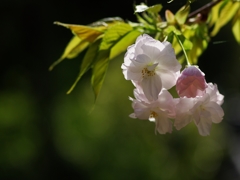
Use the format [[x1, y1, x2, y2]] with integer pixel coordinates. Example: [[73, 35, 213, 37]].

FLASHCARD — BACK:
[[188, 0, 222, 19]]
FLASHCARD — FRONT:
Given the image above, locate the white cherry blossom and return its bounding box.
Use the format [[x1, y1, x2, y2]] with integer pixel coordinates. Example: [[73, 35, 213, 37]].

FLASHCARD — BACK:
[[122, 34, 181, 102], [174, 83, 224, 136], [129, 88, 175, 134]]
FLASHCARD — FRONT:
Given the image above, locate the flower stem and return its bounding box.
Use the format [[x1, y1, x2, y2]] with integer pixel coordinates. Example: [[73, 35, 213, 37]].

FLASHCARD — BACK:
[[174, 34, 191, 65]]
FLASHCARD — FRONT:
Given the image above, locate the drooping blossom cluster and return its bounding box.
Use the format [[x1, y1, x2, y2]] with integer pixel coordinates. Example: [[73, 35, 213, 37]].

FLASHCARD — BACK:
[[121, 34, 224, 136]]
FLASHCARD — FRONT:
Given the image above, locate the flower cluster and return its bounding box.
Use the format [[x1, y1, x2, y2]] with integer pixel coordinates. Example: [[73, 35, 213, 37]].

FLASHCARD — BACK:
[[121, 34, 224, 136]]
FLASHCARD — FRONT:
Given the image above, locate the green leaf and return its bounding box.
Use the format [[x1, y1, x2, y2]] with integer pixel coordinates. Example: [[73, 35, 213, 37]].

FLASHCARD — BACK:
[[211, 1, 239, 36], [89, 17, 124, 27], [175, 5, 190, 25], [49, 36, 89, 71], [66, 38, 102, 94], [110, 30, 142, 60], [91, 50, 110, 101], [174, 32, 193, 65], [147, 4, 162, 13], [177, 34, 193, 50], [232, 14, 240, 44], [187, 38, 208, 64], [208, 1, 222, 27], [90, 22, 136, 100], [166, 31, 174, 43], [135, 4, 162, 14], [135, 13, 155, 30], [100, 22, 133, 50], [165, 10, 175, 24], [54, 21, 105, 42]]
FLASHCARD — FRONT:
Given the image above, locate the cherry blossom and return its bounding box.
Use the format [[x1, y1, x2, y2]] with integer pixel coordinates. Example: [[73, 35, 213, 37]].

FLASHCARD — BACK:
[[174, 83, 224, 136], [176, 65, 208, 98], [129, 88, 175, 134], [122, 34, 181, 102]]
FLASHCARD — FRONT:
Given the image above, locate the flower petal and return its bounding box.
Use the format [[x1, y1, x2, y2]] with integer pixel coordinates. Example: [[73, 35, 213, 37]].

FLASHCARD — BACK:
[[141, 75, 162, 101], [155, 114, 172, 134], [156, 69, 178, 90], [205, 101, 224, 123], [195, 116, 212, 136]]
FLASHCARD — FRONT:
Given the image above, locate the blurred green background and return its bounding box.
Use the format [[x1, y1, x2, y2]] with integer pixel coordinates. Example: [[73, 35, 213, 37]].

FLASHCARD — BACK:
[[1, 0, 240, 179]]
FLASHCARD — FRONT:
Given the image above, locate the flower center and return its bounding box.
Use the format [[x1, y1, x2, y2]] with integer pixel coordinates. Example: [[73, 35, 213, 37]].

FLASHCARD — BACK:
[[141, 63, 158, 78], [149, 111, 158, 121]]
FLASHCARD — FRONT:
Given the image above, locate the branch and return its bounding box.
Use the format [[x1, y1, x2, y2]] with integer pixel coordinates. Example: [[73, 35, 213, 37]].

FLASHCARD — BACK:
[[187, 0, 222, 19]]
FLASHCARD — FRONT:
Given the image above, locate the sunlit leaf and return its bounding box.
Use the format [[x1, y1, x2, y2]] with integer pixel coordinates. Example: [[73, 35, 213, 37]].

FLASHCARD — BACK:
[[175, 5, 190, 25], [90, 23, 137, 100], [135, 4, 149, 13], [172, 35, 182, 55], [232, 5, 240, 44], [100, 23, 132, 50], [187, 38, 208, 64], [164, 25, 180, 35], [49, 36, 89, 71], [147, 4, 162, 13], [136, 13, 149, 25], [66, 41, 89, 59], [166, 31, 174, 43], [91, 50, 110, 101], [89, 17, 124, 27], [135, 4, 162, 13], [232, 15, 240, 44], [135, 13, 156, 31], [177, 34, 193, 50], [54, 21, 105, 42], [110, 30, 142, 60], [67, 38, 102, 94], [165, 10, 175, 24], [208, 1, 222, 27], [211, 1, 239, 36]]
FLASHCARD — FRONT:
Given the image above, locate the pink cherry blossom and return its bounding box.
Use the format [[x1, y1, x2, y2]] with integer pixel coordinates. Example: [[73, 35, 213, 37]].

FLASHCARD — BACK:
[[174, 83, 224, 136], [122, 34, 181, 102], [176, 65, 208, 98], [129, 88, 175, 134]]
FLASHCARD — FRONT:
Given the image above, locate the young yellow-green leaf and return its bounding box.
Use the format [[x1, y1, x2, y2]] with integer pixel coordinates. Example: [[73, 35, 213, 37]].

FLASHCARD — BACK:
[[54, 21, 105, 42], [187, 38, 208, 64], [172, 35, 182, 55], [100, 22, 133, 50], [211, 1, 239, 36], [135, 13, 156, 30], [165, 10, 175, 24], [66, 41, 89, 59], [166, 31, 174, 43], [49, 36, 89, 71], [175, 5, 190, 25], [208, 1, 222, 27], [110, 30, 142, 60], [177, 34, 193, 50], [232, 16, 240, 44], [89, 17, 124, 27], [147, 4, 162, 13], [91, 50, 110, 101], [66, 38, 102, 94], [135, 4, 162, 14], [164, 25, 179, 34]]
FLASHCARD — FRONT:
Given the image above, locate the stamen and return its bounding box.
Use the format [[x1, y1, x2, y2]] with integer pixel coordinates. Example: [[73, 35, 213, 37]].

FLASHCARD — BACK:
[[142, 63, 158, 78]]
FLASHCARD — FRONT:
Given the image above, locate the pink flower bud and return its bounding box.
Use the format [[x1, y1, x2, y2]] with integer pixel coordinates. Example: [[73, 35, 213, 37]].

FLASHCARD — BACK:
[[176, 66, 208, 98]]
